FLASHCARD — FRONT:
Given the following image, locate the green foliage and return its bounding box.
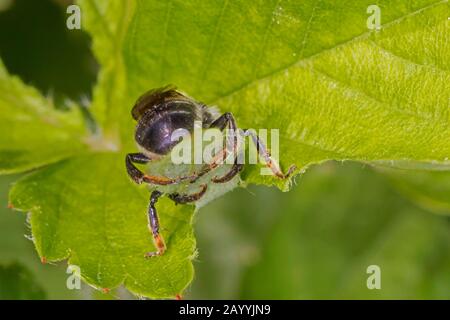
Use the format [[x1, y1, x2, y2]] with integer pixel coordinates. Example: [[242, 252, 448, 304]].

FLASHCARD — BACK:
[[78, 0, 134, 145], [0, 174, 80, 299], [384, 168, 450, 216], [122, 0, 450, 189], [0, 61, 88, 174], [0, 262, 46, 299], [0, 0, 449, 298], [10, 154, 195, 298]]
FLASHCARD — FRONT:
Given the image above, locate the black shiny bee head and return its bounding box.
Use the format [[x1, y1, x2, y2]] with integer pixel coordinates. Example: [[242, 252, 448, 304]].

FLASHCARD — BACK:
[[132, 86, 215, 157]]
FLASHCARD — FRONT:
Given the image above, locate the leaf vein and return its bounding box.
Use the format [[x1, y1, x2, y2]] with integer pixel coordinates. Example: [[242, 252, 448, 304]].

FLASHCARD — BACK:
[[199, 0, 229, 88], [213, 0, 448, 104]]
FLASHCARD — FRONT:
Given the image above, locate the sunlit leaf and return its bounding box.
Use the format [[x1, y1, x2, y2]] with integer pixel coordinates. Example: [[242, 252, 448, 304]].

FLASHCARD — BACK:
[[2, 0, 449, 298]]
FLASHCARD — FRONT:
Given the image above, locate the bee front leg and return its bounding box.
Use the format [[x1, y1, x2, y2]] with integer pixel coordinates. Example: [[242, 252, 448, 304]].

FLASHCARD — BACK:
[[145, 190, 166, 258], [126, 152, 151, 184], [126, 152, 197, 185], [243, 129, 296, 179]]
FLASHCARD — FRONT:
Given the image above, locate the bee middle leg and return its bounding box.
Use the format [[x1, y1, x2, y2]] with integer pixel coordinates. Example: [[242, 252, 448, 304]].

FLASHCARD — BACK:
[[145, 190, 166, 258], [211, 160, 244, 183], [168, 184, 208, 204]]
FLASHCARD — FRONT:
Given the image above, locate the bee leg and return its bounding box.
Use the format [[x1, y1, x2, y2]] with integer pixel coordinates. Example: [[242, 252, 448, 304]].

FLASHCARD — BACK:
[[208, 112, 245, 183], [243, 129, 296, 179], [126, 152, 152, 184], [126, 152, 196, 185], [189, 112, 240, 182], [211, 160, 244, 183], [168, 184, 208, 204], [209, 112, 237, 130], [209, 112, 238, 159], [145, 190, 166, 258]]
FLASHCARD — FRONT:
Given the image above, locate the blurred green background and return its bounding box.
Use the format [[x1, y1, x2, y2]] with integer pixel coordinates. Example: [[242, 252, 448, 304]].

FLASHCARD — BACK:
[[0, 0, 448, 299]]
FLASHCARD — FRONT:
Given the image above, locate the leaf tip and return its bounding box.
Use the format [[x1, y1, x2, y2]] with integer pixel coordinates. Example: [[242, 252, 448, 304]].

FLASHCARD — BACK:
[[175, 294, 183, 300], [102, 288, 110, 294], [40, 256, 47, 264]]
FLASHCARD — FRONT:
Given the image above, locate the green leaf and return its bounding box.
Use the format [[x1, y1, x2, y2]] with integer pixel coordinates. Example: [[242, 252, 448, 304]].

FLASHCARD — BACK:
[[3, 0, 450, 298], [0, 61, 88, 174], [9, 153, 195, 298], [78, 0, 135, 148], [0, 262, 46, 299], [0, 174, 81, 299], [121, 0, 450, 189]]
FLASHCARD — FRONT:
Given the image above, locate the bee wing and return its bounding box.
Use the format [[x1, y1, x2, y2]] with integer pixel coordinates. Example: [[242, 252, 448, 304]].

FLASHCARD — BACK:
[[131, 85, 191, 120]]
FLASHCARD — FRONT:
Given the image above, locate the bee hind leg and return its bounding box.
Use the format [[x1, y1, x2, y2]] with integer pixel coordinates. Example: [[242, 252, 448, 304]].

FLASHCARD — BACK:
[[145, 190, 166, 258]]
